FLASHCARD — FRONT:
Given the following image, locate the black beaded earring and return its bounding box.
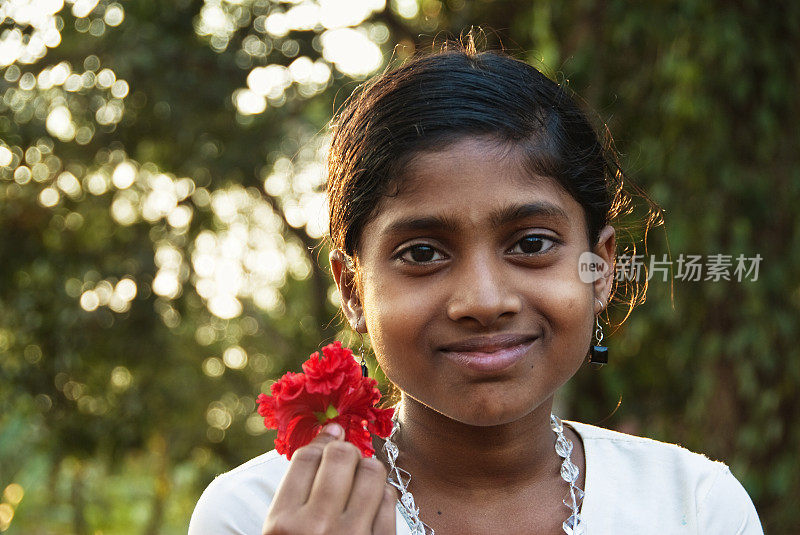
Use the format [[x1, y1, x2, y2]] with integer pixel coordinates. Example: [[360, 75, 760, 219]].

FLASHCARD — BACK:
[[358, 341, 368, 377], [588, 298, 608, 368], [355, 322, 368, 377]]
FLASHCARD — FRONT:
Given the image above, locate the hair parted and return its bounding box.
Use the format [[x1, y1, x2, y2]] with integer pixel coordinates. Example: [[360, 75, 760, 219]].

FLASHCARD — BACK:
[[326, 38, 663, 327]]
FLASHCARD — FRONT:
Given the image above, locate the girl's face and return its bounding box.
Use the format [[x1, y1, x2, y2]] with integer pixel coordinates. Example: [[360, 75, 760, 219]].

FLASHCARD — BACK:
[[332, 137, 615, 426]]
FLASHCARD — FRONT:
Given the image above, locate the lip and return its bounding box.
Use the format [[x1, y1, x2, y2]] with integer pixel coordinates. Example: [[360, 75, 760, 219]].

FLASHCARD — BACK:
[[439, 334, 538, 373]]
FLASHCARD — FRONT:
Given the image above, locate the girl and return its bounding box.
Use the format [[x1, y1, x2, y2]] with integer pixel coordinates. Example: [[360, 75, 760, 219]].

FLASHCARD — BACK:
[[189, 47, 763, 534]]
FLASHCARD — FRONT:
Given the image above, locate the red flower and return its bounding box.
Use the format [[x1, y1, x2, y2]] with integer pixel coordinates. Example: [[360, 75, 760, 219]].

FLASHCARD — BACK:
[[257, 341, 394, 459], [302, 341, 362, 394]]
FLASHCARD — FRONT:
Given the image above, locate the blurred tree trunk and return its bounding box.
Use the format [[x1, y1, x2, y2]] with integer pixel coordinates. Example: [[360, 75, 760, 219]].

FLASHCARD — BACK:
[[143, 433, 170, 535], [71, 461, 88, 535]]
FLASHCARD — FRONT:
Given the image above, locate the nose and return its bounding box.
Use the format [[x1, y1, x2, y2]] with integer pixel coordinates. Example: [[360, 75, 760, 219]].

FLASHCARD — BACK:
[[446, 252, 523, 327]]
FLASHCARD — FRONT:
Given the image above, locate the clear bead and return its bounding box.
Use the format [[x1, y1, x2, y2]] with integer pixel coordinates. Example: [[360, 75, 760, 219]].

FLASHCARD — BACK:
[[384, 440, 399, 461], [412, 524, 432, 535], [550, 414, 563, 433], [560, 459, 579, 483], [387, 466, 411, 488], [401, 491, 418, 513], [562, 513, 585, 535], [563, 487, 585, 511], [555, 434, 573, 458]]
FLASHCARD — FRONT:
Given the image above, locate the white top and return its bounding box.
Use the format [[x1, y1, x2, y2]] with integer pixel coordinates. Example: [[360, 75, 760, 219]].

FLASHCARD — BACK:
[[188, 421, 764, 534]]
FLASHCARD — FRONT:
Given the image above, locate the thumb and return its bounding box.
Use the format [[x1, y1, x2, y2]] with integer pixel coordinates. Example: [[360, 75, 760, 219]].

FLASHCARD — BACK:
[[303, 423, 344, 452], [318, 422, 345, 442]]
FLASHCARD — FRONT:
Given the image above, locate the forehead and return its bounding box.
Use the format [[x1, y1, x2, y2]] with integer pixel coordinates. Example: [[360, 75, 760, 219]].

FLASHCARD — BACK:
[[364, 137, 587, 237]]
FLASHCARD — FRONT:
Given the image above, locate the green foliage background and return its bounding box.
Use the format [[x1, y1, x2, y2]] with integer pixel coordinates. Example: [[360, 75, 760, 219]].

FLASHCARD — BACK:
[[0, 0, 797, 533]]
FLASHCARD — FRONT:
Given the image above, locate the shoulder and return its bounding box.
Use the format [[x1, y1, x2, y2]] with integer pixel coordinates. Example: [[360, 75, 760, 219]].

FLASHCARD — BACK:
[[568, 419, 721, 476], [188, 449, 290, 535], [567, 421, 763, 534]]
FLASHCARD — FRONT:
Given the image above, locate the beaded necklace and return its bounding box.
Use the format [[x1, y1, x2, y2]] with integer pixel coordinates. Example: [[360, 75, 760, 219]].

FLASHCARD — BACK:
[[382, 414, 585, 535]]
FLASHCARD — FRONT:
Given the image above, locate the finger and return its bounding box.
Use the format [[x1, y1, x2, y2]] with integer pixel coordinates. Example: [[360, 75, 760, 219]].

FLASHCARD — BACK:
[[269, 423, 345, 511], [345, 457, 389, 517], [371, 485, 398, 535], [306, 439, 362, 515]]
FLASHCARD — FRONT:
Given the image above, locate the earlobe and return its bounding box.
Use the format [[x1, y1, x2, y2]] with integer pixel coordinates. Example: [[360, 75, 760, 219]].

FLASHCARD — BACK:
[[329, 249, 365, 329], [352, 315, 367, 334], [593, 225, 616, 305]]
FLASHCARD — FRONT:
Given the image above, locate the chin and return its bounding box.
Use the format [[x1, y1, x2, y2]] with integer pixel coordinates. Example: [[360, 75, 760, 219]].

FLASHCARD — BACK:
[[441, 396, 533, 427]]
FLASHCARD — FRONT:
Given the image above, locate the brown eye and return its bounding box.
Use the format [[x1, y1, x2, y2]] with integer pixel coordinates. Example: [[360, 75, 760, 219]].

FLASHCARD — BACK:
[[399, 244, 442, 264], [510, 235, 556, 255]]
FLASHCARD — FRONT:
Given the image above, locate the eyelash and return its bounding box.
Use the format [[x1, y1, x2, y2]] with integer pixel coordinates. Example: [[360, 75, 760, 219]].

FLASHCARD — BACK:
[[395, 234, 559, 265]]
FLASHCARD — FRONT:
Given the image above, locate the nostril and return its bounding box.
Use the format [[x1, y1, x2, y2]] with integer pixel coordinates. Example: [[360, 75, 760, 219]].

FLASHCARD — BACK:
[[446, 291, 523, 327], [444, 258, 523, 325]]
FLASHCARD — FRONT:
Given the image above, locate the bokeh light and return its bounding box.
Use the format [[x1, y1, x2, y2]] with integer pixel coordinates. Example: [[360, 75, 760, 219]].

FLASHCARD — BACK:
[[0, 0, 63, 66], [2, 484, 24, 507], [110, 366, 132, 390], [223, 346, 248, 369], [320, 27, 382, 76]]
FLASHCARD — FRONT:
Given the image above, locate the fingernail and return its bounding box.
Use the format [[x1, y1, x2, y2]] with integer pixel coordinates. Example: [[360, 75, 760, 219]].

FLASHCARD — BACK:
[[322, 423, 343, 438]]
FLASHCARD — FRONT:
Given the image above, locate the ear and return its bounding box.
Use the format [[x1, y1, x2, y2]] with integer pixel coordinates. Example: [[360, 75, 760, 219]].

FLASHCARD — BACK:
[[329, 249, 366, 332], [592, 225, 616, 311]]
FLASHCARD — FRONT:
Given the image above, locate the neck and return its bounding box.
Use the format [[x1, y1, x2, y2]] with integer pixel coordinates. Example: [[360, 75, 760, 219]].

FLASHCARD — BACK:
[[384, 395, 559, 495]]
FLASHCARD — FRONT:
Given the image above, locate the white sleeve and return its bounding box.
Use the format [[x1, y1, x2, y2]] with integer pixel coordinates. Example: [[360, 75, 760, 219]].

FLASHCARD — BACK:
[[188, 452, 291, 535], [188, 474, 271, 535], [697, 465, 764, 535]]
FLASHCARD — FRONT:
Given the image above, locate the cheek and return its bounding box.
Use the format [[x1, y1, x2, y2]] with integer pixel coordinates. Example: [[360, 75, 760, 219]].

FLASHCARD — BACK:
[[361, 273, 407, 330], [532, 269, 595, 356], [359, 272, 428, 371]]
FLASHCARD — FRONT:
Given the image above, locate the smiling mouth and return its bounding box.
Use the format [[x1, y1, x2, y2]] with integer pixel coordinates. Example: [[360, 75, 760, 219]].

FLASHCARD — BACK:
[[439, 335, 538, 373]]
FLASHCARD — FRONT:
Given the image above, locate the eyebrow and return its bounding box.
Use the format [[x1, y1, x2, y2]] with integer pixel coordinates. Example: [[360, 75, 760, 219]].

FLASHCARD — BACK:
[[381, 202, 570, 236]]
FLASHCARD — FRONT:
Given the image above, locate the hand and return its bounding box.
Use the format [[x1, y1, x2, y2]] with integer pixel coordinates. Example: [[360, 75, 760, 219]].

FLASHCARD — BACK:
[[262, 423, 397, 535]]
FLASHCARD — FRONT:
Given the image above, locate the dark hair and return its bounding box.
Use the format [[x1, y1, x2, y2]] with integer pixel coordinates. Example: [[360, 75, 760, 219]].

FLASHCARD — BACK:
[[327, 46, 662, 324]]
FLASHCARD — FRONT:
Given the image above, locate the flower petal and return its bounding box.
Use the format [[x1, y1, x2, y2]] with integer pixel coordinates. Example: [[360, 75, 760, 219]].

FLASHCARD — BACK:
[[257, 341, 393, 458]]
